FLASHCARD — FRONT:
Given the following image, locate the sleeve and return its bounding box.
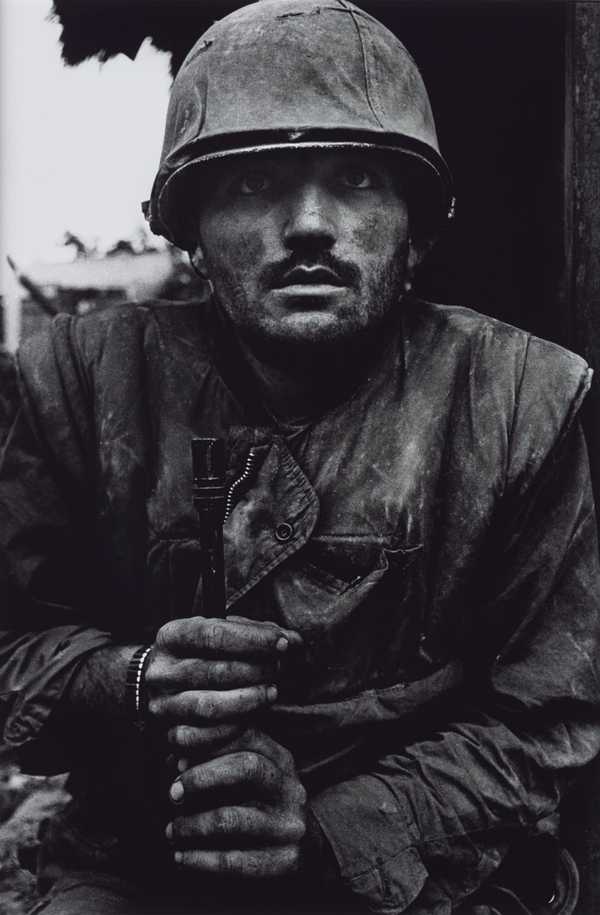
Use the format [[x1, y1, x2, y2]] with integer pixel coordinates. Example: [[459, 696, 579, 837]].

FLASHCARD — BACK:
[[307, 339, 600, 913], [0, 318, 113, 769]]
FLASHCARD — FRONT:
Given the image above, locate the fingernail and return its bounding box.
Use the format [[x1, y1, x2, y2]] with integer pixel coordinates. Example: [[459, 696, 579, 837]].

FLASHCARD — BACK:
[[276, 637, 289, 652], [170, 780, 184, 803], [177, 758, 188, 773], [165, 822, 173, 841], [267, 684, 278, 702]]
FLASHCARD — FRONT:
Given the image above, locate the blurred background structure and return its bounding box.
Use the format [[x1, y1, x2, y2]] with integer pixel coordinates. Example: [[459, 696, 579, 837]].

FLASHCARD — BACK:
[[7, 236, 203, 342], [0, 0, 205, 355], [0, 1, 599, 914]]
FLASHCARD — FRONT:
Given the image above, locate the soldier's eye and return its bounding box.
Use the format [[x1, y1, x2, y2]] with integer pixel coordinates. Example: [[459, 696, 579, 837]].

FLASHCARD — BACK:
[[339, 168, 378, 189], [234, 172, 271, 195]]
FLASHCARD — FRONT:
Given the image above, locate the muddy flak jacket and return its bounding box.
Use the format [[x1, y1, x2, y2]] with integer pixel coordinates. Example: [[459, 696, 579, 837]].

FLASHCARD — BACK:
[[0, 299, 599, 914]]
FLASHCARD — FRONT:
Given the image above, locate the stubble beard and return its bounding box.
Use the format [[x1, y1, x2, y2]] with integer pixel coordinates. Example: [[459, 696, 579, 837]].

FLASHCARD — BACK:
[[210, 243, 410, 373]]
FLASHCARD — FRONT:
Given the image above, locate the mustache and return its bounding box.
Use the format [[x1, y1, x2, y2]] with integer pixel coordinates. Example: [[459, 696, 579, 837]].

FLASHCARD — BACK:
[[260, 253, 361, 289]]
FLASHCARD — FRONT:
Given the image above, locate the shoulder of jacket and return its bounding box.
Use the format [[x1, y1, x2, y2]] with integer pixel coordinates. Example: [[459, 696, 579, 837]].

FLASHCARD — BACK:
[[409, 302, 593, 490], [407, 299, 527, 349], [407, 299, 590, 389], [69, 299, 202, 347], [19, 299, 205, 366]]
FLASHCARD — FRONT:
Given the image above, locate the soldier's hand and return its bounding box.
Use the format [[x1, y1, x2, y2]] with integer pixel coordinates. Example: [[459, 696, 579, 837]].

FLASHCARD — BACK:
[[144, 617, 302, 752], [166, 729, 307, 878]]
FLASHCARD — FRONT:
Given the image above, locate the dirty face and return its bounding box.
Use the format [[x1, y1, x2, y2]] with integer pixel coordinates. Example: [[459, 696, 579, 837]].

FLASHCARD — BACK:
[[193, 149, 413, 355]]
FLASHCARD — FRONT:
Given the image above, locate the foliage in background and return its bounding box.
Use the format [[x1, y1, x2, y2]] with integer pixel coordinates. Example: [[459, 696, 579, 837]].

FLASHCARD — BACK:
[[51, 0, 247, 74]]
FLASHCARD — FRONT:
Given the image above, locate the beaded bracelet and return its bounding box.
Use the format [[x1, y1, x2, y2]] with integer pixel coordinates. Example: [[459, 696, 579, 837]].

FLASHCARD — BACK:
[[125, 645, 153, 721]]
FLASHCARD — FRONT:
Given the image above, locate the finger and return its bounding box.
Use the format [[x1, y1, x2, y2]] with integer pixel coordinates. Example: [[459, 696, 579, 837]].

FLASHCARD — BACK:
[[167, 806, 305, 847], [208, 728, 295, 774], [157, 617, 295, 658], [226, 616, 304, 648], [167, 722, 243, 751], [149, 684, 278, 724], [152, 658, 277, 691], [170, 751, 281, 804], [173, 846, 300, 877]]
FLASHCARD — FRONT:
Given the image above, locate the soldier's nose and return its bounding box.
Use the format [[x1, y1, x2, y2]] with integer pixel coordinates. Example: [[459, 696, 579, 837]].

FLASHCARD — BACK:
[[283, 183, 336, 252]]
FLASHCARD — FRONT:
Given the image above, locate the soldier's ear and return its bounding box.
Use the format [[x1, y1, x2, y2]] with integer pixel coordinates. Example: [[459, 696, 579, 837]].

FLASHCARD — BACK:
[[189, 245, 208, 279], [188, 245, 215, 301]]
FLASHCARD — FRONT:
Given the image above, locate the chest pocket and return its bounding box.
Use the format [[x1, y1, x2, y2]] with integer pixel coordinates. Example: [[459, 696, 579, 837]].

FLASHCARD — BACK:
[[266, 534, 427, 704]]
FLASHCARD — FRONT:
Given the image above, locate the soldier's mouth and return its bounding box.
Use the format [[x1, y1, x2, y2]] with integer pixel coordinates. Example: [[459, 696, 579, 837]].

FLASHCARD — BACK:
[[274, 266, 345, 288]]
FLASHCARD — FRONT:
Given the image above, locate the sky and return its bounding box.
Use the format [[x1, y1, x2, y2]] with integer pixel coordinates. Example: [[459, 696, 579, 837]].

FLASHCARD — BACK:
[[0, 0, 171, 297]]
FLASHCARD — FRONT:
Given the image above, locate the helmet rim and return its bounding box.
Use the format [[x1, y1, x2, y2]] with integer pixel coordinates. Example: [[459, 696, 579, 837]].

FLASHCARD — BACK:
[[150, 133, 454, 249]]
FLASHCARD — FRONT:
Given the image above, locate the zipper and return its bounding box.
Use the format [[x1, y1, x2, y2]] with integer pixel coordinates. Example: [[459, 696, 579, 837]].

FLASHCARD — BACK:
[[224, 448, 259, 520]]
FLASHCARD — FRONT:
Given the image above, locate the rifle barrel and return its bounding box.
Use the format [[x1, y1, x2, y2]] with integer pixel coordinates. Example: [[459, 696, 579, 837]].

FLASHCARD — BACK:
[[192, 437, 226, 616]]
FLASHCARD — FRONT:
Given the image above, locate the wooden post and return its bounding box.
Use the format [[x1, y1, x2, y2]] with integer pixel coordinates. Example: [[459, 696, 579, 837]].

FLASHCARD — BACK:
[[566, 2, 600, 524], [561, 5, 600, 914]]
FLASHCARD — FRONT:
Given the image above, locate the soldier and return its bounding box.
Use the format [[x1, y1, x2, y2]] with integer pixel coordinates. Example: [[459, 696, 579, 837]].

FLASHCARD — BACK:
[[0, 2, 598, 913]]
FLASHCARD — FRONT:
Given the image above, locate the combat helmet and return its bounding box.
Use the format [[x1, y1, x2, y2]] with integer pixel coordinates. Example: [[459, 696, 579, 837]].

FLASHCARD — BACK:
[[145, 0, 454, 250]]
